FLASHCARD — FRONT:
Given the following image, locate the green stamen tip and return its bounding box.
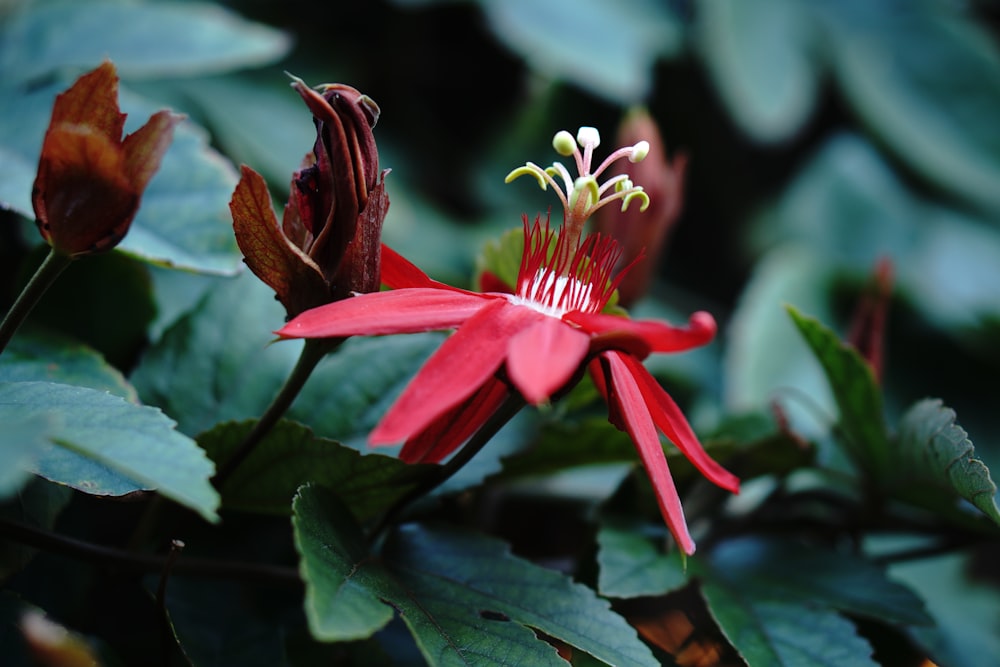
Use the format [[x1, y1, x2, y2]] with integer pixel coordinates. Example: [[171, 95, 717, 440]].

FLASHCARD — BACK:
[[505, 165, 547, 190], [571, 175, 600, 210], [622, 189, 650, 213], [553, 130, 576, 156]]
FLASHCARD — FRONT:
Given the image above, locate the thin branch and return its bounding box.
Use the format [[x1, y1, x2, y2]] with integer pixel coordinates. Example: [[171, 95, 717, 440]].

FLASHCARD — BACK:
[[0, 517, 302, 589]]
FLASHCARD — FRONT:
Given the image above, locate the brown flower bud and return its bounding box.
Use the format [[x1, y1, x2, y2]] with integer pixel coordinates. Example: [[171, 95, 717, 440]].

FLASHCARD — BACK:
[[593, 107, 687, 307], [31, 60, 181, 258], [231, 77, 389, 318], [847, 256, 894, 383]]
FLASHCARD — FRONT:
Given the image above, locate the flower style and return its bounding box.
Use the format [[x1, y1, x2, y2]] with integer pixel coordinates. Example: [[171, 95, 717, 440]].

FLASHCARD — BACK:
[[277, 126, 738, 554], [230, 76, 389, 318], [32, 60, 182, 258]]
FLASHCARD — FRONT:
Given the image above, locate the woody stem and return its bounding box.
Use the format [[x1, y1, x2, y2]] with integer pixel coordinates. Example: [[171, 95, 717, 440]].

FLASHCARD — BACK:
[[0, 248, 72, 355]]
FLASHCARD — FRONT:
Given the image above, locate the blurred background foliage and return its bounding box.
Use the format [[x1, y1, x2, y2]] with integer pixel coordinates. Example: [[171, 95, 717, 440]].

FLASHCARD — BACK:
[[2, 0, 1000, 664]]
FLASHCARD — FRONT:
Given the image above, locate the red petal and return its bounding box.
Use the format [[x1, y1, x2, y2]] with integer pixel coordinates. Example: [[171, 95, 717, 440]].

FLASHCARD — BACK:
[[565, 310, 716, 352], [507, 316, 589, 404], [370, 299, 534, 445], [604, 351, 696, 555], [277, 288, 490, 338], [397, 377, 510, 463], [380, 244, 436, 288], [49, 60, 125, 142], [621, 354, 739, 494]]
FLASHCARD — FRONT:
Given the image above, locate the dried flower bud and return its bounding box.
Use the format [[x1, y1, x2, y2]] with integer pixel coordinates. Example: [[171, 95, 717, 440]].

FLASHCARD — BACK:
[[31, 60, 181, 258], [847, 256, 894, 383], [231, 76, 389, 318], [593, 107, 687, 307]]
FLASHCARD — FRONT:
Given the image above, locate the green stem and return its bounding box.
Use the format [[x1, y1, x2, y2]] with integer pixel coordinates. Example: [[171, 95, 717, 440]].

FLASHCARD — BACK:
[[0, 248, 72, 355], [368, 392, 527, 543], [213, 337, 337, 487]]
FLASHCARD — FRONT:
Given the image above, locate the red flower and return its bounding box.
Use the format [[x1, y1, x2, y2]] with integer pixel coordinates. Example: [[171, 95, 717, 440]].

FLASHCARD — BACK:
[[277, 127, 738, 554], [32, 60, 181, 258]]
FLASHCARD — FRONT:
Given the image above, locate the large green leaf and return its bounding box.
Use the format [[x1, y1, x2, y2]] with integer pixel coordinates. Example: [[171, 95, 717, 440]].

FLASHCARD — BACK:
[[822, 0, 1000, 214], [478, 0, 683, 103], [0, 381, 219, 522], [0, 415, 50, 500], [596, 515, 687, 599], [698, 537, 931, 666], [891, 398, 1000, 526], [787, 306, 890, 480], [0, 1, 290, 84], [696, 0, 819, 143], [293, 484, 658, 666], [0, 329, 135, 400], [200, 419, 432, 520]]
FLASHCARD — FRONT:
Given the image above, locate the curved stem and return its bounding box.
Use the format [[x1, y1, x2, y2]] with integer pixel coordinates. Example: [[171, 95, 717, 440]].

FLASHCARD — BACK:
[[368, 392, 527, 543], [0, 248, 72, 354], [213, 337, 337, 487]]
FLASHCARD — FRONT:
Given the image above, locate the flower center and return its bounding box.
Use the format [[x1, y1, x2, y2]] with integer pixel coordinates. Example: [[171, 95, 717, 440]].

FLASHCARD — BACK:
[[506, 269, 596, 318]]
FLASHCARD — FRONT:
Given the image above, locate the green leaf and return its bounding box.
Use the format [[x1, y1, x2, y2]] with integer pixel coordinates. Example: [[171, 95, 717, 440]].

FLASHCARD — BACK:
[[892, 398, 1000, 526], [201, 420, 432, 520], [0, 329, 135, 401], [824, 1, 1000, 214], [0, 414, 51, 500], [0, 381, 219, 522], [696, 0, 819, 142], [0, 1, 291, 84], [479, 0, 683, 103], [787, 306, 890, 480], [596, 515, 688, 599], [698, 537, 931, 666], [293, 484, 659, 666]]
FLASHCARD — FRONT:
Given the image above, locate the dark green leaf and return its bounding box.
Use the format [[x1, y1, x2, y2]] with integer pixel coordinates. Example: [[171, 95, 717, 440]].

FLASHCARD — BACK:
[[787, 306, 890, 480], [824, 1, 1000, 213], [0, 329, 135, 400], [0, 381, 219, 522], [596, 515, 688, 599], [201, 419, 432, 520], [293, 484, 659, 666], [0, 1, 290, 84], [479, 0, 683, 103], [0, 415, 50, 500], [696, 0, 819, 142], [892, 399, 1000, 526]]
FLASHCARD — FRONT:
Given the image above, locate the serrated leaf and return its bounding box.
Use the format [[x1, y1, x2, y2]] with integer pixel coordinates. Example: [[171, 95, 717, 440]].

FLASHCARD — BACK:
[[596, 515, 688, 599], [293, 484, 658, 666], [479, 0, 682, 102], [696, 0, 819, 142], [892, 398, 1000, 526], [0, 381, 219, 522], [200, 420, 433, 519], [0, 329, 136, 400], [787, 306, 890, 480], [697, 537, 930, 666], [0, 1, 290, 84]]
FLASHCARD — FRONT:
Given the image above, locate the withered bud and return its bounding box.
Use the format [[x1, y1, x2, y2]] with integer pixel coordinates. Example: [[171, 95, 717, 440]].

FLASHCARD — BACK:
[[847, 256, 894, 383]]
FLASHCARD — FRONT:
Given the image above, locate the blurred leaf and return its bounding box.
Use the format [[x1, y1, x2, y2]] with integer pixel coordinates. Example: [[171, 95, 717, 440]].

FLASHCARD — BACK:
[[723, 246, 836, 434], [0, 381, 219, 522], [0, 415, 50, 500], [892, 398, 1000, 526], [293, 484, 659, 666], [0, 1, 291, 84], [0, 81, 242, 274], [823, 0, 1000, 213], [131, 270, 299, 437], [478, 0, 683, 103], [596, 515, 688, 599], [0, 329, 135, 400], [0, 477, 73, 579], [696, 0, 819, 143], [787, 306, 890, 480], [698, 537, 931, 666], [201, 419, 432, 519]]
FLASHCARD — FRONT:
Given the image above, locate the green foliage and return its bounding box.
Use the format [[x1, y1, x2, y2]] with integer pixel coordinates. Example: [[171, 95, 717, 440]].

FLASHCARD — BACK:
[[293, 484, 659, 666]]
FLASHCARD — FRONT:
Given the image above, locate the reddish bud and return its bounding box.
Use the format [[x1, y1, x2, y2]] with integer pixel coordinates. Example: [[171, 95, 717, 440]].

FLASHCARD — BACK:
[[231, 77, 388, 318], [31, 61, 181, 258], [847, 256, 894, 383], [593, 108, 687, 307]]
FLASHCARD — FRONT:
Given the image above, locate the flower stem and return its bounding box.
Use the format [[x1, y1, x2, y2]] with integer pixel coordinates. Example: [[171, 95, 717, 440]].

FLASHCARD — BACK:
[[0, 248, 72, 355], [368, 392, 527, 543], [213, 338, 337, 488]]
